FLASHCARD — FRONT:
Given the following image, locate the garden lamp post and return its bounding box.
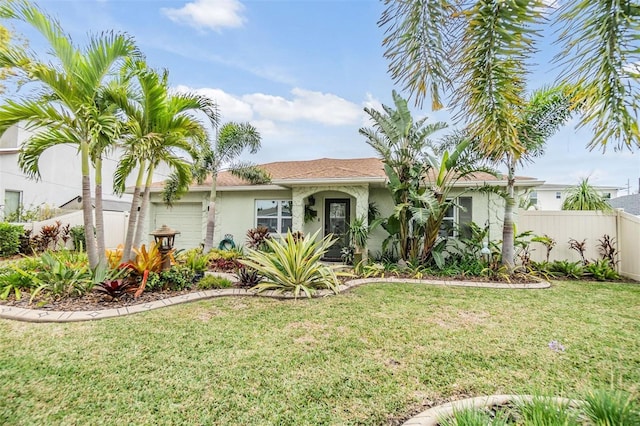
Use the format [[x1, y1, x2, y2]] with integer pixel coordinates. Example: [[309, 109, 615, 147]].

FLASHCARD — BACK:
[[480, 241, 491, 265], [150, 224, 180, 271]]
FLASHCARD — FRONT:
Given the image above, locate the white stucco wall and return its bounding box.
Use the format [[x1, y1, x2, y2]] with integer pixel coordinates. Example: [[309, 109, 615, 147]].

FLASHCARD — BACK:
[[533, 186, 619, 210], [0, 124, 172, 221]]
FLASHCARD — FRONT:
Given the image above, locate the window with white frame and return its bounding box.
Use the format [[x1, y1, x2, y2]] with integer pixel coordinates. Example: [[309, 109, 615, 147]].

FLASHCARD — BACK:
[[555, 191, 562, 199], [256, 200, 292, 234], [439, 197, 473, 238], [3, 190, 22, 221]]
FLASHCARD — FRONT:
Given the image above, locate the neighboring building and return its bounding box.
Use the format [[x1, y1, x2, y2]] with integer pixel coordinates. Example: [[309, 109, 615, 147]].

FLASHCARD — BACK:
[[143, 157, 543, 258], [608, 193, 640, 216], [0, 124, 167, 221], [528, 183, 620, 211]]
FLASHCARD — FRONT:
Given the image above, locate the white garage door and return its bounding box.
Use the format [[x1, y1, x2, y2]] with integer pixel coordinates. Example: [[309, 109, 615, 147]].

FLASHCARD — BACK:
[[153, 202, 203, 249]]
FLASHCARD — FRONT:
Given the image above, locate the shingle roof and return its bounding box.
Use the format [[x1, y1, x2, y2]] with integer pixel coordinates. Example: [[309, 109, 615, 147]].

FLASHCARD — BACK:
[[149, 157, 539, 189], [608, 194, 640, 215]]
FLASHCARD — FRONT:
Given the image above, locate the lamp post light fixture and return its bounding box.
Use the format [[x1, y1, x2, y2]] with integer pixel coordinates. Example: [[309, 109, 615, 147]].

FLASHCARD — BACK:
[[150, 224, 180, 271], [480, 241, 491, 265]]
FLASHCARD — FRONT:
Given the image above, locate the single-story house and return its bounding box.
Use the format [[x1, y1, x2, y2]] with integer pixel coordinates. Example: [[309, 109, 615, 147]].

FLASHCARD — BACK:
[[143, 157, 543, 259]]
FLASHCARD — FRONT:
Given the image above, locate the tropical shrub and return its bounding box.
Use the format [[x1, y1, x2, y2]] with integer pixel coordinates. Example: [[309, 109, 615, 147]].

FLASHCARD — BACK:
[[123, 243, 164, 297], [94, 279, 136, 299], [245, 226, 271, 250], [159, 266, 194, 291], [0, 267, 36, 300], [70, 225, 86, 252], [26, 251, 93, 301], [236, 267, 263, 288], [0, 222, 23, 257], [569, 238, 588, 265], [105, 245, 125, 269], [597, 234, 618, 268], [584, 259, 620, 281], [197, 275, 233, 290], [208, 248, 243, 272], [240, 230, 340, 298], [179, 248, 209, 273]]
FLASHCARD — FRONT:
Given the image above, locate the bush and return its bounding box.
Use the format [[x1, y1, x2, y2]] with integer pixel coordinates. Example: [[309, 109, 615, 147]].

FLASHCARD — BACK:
[[240, 230, 340, 298], [0, 223, 24, 257], [70, 225, 86, 252], [236, 267, 263, 288], [197, 274, 233, 290]]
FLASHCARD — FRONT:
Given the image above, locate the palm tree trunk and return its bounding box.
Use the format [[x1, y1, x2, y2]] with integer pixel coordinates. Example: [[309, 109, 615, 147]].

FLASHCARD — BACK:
[[133, 164, 154, 250], [501, 160, 516, 270], [94, 157, 107, 266], [203, 173, 217, 252], [81, 141, 98, 269], [123, 162, 146, 261]]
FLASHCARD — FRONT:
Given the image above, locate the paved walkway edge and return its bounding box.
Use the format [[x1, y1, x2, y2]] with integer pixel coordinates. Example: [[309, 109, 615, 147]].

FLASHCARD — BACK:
[[0, 278, 550, 323], [402, 394, 579, 425]]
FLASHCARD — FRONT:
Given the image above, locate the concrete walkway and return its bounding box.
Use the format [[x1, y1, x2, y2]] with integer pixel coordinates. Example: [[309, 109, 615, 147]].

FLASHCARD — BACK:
[[0, 278, 550, 323]]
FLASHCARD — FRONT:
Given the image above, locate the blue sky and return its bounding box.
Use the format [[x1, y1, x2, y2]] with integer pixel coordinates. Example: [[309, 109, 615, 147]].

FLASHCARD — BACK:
[[5, 0, 639, 193]]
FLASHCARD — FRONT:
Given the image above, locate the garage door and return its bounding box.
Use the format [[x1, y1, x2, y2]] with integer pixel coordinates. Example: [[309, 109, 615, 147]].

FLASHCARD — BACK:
[[153, 202, 203, 249]]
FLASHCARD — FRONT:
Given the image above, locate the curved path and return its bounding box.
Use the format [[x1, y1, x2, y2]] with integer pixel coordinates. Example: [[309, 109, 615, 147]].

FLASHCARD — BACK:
[[0, 277, 549, 323]]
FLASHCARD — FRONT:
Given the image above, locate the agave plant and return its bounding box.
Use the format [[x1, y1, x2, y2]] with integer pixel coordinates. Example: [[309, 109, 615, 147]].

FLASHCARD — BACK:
[[240, 230, 339, 298]]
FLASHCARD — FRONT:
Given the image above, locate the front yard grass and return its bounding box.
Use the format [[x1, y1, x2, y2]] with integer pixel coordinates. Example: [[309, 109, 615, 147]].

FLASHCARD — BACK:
[[1, 280, 638, 425]]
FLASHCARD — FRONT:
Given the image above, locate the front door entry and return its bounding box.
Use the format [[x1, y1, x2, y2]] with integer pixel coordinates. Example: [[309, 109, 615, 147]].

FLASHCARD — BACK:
[[324, 198, 350, 261]]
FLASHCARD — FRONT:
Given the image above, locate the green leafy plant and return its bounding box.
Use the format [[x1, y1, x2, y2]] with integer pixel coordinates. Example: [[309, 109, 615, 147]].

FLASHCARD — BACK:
[[0, 267, 36, 300], [583, 390, 640, 425], [27, 251, 93, 302], [69, 225, 86, 252], [197, 275, 233, 290], [240, 230, 340, 298], [517, 396, 579, 425], [547, 260, 584, 280], [439, 407, 508, 426], [159, 266, 194, 291], [0, 222, 23, 257], [179, 248, 209, 273], [348, 215, 369, 253], [532, 234, 556, 263], [584, 259, 620, 281]]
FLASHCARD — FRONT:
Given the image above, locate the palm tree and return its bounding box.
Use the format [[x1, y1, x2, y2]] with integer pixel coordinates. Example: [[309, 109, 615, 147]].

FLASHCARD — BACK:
[[379, 1, 639, 152], [111, 61, 219, 259], [165, 122, 270, 252], [360, 91, 493, 262], [0, 0, 139, 268], [562, 178, 613, 212]]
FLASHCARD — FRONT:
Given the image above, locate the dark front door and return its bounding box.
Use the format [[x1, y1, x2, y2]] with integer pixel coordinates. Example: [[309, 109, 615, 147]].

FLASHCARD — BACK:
[[324, 198, 350, 261]]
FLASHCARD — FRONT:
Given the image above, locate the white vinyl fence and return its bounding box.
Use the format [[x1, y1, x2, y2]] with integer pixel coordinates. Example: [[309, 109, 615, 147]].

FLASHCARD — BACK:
[[19, 210, 128, 250], [518, 209, 640, 281]]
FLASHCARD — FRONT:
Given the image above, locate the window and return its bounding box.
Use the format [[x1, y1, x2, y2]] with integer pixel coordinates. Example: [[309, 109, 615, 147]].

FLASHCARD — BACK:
[[3, 190, 21, 221], [529, 191, 538, 206], [555, 191, 562, 199], [256, 200, 292, 234], [603, 192, 611, 199], [439, 197, 472, 238]]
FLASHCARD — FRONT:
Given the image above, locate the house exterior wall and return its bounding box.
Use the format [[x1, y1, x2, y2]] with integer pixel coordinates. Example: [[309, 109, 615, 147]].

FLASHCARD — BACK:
[[533, 185, 619, 210], [0, 124, 170, 221]]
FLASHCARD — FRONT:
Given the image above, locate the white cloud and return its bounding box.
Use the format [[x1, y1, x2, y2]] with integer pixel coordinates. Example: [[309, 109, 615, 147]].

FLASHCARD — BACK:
[[161, 0, 246, 31], [243, 88, 362, 126], [174, 86, 365, 134]]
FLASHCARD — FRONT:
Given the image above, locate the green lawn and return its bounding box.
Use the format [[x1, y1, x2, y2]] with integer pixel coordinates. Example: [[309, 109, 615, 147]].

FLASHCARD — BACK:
[[1, 280, 638, 425]]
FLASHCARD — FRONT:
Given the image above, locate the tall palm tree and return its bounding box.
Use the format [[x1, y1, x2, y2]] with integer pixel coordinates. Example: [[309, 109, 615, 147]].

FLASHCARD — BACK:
[[562, 178, 613, 212], [0, 0, 139, 268], [379, 0, 639, 152], [111, 61, 219, 259], [165, 122, 269, 252]]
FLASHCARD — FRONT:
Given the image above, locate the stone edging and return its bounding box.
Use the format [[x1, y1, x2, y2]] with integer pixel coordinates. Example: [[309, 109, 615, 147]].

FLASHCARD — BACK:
[[403, 394, 579, 425], [0, 278, 550, 323]]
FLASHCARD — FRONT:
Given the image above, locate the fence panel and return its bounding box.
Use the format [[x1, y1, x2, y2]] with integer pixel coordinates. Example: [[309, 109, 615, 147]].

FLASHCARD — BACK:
[[19, 210, 128, 249], [618, 212, 640, 281], [518, 209, 639, 281]]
